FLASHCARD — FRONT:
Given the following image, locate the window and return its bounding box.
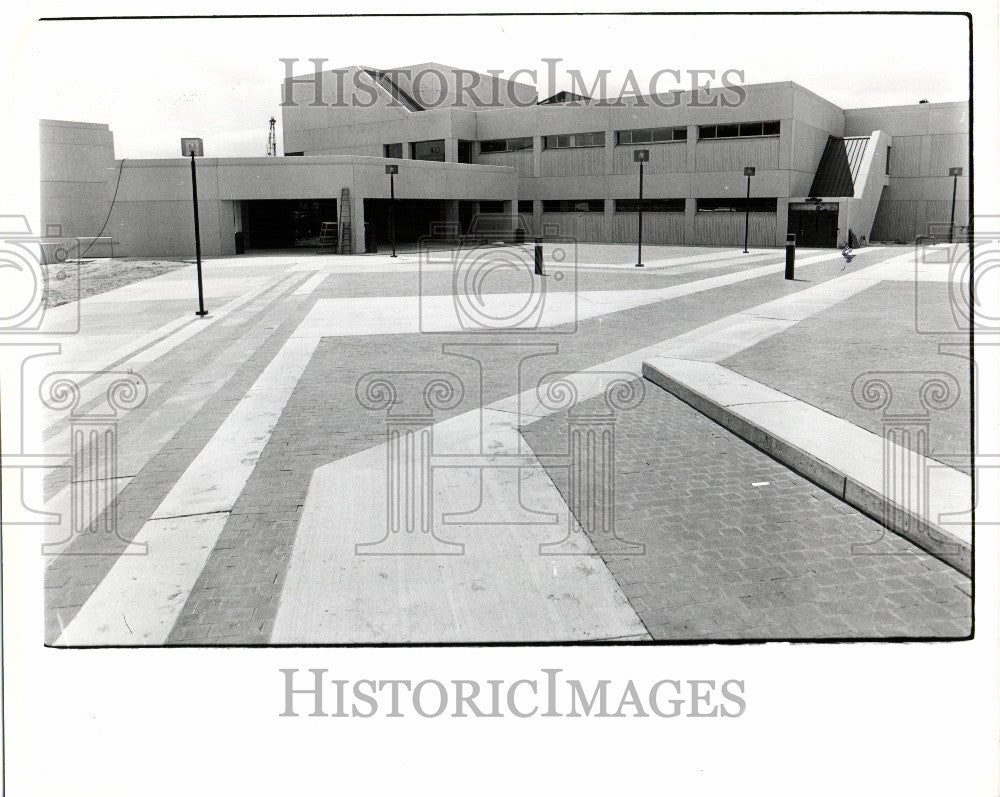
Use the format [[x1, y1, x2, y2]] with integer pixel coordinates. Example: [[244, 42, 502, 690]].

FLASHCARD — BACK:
[[478, 201, 505, 213], [479, 137, 533, 154], [614, 198, 685, 213], [616, 126, 687, 145], [698, 121, 780, 140], [458, 140, 474, 164], [384, 143, 402, 158], [543, 132, 605, 149], [284, 151, 304, 157], [542, 200, 605, 213], [574, 132, 605, 147], [517, 200, 534, 214], [886, 146, 891, 175], [410, 139, 446, 161], [696, 198, 778, 212]]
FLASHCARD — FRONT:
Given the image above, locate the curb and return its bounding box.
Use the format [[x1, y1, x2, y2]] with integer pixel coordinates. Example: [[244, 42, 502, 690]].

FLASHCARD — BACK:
[[642, 360, 971, 578]]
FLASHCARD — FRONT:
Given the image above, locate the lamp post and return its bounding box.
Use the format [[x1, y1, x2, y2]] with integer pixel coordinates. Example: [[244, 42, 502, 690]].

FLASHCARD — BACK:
[[948, 166, 963, 243], [181, 137, 208, 316], [386, 164, 399, 258], [743, 166, 755, 254], [634, 149, 650, 267]]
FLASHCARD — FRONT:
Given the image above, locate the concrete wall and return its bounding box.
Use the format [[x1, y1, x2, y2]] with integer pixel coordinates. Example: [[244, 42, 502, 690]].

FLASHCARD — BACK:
[[39, 120, 117, 260], [847, 102, 969, 241], [41, 133, 518, 257]]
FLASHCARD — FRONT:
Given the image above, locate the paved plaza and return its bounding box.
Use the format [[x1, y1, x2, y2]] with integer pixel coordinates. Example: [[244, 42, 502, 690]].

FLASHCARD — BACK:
[[37, 242, 972, 644]]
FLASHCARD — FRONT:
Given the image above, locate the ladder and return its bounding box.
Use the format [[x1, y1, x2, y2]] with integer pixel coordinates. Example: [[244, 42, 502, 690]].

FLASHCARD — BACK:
[[338, 188, 353, 254], [318, 221, 338, 252]]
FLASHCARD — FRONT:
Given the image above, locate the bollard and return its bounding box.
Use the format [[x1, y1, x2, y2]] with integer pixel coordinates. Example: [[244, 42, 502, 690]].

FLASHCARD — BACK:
[[534, 237, 543, 276], [784, 233, 795, 280]]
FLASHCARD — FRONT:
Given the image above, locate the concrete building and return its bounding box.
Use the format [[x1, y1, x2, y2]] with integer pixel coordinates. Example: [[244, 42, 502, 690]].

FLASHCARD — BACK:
[[39, 64, 969, 259]]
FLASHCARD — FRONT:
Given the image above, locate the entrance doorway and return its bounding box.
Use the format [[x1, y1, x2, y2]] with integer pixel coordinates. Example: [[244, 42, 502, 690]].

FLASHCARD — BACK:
[[363, 199, 448, 245], [788, 202, 839, 247], [244, 199, 338, 249]]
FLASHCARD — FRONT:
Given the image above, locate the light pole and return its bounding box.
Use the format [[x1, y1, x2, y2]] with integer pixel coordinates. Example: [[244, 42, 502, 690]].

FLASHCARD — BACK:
[[181, 137, 208, 316], [948, 166, 963, 243], [743, 166, 755, 254], [634, 149, 650, 267], [386, 164, 398, 257]]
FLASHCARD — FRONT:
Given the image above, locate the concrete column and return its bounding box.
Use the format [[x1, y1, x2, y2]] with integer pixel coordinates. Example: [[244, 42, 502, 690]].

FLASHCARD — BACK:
[[351, 189, 366, 254], [532, 135, 542, 178], [444, 199, 460, 238], [685, 126, 699, 246], [603, 199, 615, 244], [686, 125, 698, 172], [776, 199, 790, 249], [604, 133, 614, 176], [445, 138, 458, 163]]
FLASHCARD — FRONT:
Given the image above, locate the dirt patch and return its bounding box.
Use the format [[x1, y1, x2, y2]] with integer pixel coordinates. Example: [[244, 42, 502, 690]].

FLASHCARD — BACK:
[[43, 258, 190, 307]]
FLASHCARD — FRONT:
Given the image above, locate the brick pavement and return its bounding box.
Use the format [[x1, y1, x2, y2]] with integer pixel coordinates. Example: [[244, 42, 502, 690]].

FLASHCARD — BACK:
[[41, 245, 974, 643], [521, 381, 971, 639], [723, 279, 972, 472]]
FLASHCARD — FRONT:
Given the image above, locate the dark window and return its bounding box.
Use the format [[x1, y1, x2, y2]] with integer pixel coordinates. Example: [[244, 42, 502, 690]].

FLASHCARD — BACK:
[[614, 198, 685, 213], [517, 200, 534, 214], [886, 146, 892, 175], [458, 140, 474, 164], [696, 198, 778, 212], [384, 143, 402, 158], [698, 121, 780, 140], [479, 200, 505, 213], [284, 151, 304, 157], [480, 137, 533, 154], [616, 126, 686, 145], [574, 132, 605, 147], [544, 132, 603, 149], [411, 139, 446, 161], [542, 200, 605, 213]]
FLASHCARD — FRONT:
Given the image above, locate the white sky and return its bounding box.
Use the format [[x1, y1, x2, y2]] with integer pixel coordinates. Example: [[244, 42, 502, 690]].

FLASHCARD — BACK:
[[27, 13, 970, 158]]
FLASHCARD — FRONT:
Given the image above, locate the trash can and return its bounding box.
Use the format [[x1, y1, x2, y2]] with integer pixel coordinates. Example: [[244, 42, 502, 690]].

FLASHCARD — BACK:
[[364, 222, 378, 254]]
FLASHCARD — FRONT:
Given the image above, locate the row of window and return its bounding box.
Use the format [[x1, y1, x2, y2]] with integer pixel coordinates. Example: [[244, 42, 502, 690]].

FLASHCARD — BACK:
[[480, 137, 533, 153], [386, 121, 781, 161], [384, 121, 781, 162], [543, 132, 606, 149], [536, 198, 779, 213], [615, 126, 688, 145], [698, 121, 780, 140]]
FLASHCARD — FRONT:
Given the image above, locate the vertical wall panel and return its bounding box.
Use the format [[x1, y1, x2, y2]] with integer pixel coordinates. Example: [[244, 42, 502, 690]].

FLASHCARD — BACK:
[[694, 212, 777, 247], [539, 212, 607, 242], [608, 213, 686, 244], [540, 147, 607, 177], [695, 137, 780, 172], [612, 142, 688, 175], [474, 150, 534, 177]]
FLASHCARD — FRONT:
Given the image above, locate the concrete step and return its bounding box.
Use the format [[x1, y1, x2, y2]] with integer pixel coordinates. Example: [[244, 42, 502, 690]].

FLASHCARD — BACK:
[[642, 357, 972, 576]]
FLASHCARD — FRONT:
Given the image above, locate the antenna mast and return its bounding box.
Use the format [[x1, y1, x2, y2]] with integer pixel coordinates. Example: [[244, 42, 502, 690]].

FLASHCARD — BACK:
[[266, 116, 277, 156]]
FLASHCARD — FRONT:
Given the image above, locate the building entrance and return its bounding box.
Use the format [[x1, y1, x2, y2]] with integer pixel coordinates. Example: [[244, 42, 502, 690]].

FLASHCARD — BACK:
[[788, 202, 839, 247]]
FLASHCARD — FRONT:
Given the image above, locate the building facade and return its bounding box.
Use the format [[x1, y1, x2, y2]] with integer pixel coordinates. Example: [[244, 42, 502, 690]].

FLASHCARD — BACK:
[[40, 64, 969, 259]]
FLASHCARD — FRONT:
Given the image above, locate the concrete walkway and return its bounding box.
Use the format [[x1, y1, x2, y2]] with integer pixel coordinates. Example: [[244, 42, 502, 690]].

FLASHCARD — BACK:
[[38, 244, 970, 645]]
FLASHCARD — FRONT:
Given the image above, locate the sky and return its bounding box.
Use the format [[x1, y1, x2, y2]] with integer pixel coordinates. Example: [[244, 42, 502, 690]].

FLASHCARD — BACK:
[[26, 13, 971, 158]]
